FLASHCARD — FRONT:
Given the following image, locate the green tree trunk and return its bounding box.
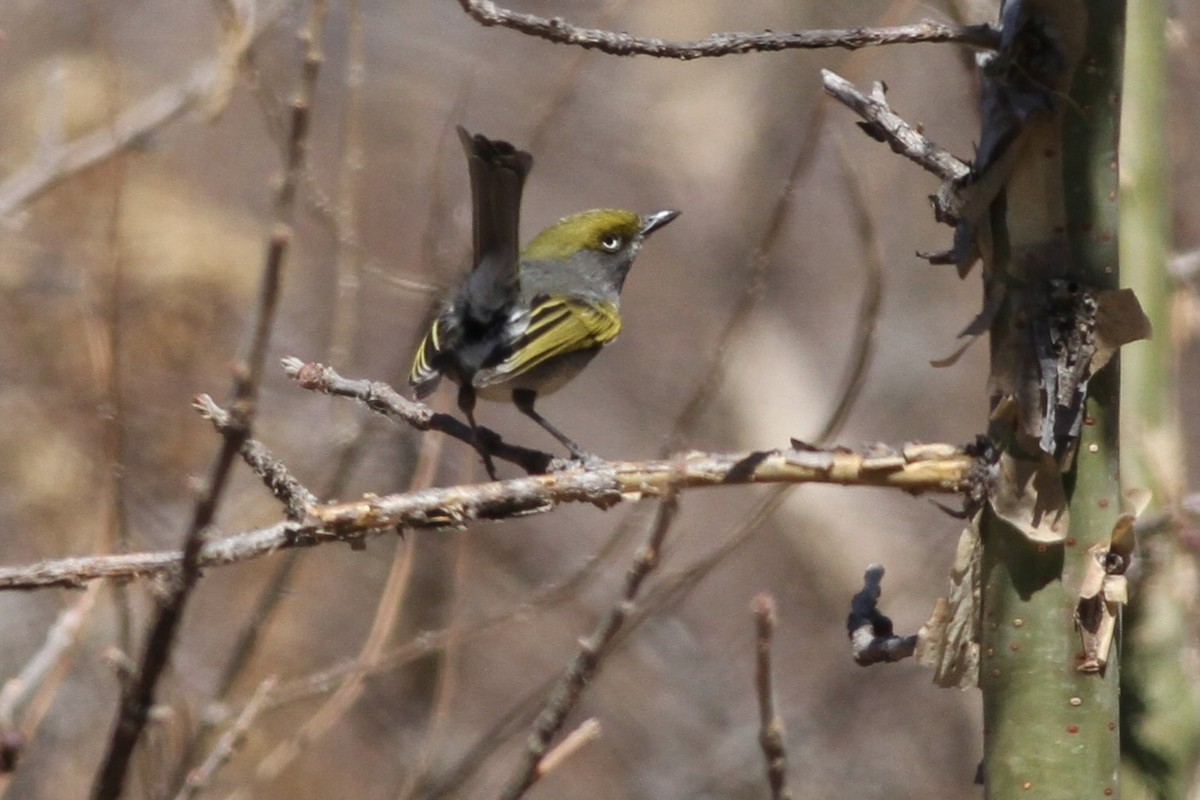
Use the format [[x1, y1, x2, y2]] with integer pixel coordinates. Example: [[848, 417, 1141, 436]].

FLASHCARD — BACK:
[[979, 0, 1126, 795]]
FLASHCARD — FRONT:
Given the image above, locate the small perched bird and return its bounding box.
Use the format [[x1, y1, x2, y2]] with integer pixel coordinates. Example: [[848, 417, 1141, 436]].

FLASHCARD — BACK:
[[410, 127, 678, 477]]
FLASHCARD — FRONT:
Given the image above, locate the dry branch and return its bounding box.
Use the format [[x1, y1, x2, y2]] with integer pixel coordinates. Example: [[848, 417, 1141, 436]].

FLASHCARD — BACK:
[[821, 70, 971, 183], [284, 358, 558, 474], [0, 443, 977, 592], [458, 0, 1000, 59], [194, 395, 318, 519], [89, 4, 327, 797], [313, 442, 976, 528]]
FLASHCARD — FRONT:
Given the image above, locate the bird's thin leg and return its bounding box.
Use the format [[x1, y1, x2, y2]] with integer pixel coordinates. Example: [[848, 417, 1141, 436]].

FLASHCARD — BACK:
[[458, 383, 498, 480], [511, 389, 592, 461]]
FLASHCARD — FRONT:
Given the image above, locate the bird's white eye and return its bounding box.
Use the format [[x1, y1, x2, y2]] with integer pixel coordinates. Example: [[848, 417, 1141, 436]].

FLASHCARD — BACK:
[[599, 233, 622, 252]]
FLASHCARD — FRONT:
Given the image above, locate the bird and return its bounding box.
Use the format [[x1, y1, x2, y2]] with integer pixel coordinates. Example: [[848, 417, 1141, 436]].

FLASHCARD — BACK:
[[409, 127, 679, 478]]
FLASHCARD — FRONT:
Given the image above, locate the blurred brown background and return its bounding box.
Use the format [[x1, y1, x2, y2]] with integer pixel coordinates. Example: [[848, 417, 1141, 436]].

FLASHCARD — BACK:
[[0, 0, 1196, 797]]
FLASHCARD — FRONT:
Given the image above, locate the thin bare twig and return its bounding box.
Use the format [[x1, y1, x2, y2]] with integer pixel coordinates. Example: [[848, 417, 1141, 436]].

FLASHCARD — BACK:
[[458, 0, 1000, 59], [194, 395, 319, 519], [0, 1, 294, 220], [0, 64, 212, 220], [172, 677, 277, 800], [753, 594, 792, 800], [0, 583, 101, 786], [816, 138, 888, 443], [497, 482, 681, 800], [284, 358, 558, 474], [535, 718, 601, 780], [88, 4, 328, 797], [821, 70, 971, 184]]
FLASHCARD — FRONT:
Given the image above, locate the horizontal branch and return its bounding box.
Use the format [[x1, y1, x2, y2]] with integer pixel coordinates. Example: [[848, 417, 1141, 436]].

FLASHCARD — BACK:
[[311, 443, 975, 532], [458, 0, 1001, 58], [0, 443, 978, 591]]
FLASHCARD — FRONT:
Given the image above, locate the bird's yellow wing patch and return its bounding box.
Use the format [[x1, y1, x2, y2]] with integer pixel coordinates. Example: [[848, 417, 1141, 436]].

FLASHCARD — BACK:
[[478, 297, 620, 386]]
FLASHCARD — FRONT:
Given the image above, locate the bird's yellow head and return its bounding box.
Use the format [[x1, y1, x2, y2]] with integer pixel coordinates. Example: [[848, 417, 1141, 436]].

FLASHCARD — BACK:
[[522, 209, 645, 262]]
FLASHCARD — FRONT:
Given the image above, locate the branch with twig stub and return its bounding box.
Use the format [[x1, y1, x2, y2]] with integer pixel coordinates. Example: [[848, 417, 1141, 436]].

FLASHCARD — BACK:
[[458, 0, 1000, 59], [847, 565, 917, 665], [821, 69, 1003, 272]]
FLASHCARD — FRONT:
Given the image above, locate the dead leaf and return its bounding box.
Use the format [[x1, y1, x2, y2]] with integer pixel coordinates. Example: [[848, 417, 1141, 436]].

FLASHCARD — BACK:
[[988, 451, 1069, 542], [1075, 541, 1127, 674], [916, 523, 982, 688], [1091, 288, 1153, 373]]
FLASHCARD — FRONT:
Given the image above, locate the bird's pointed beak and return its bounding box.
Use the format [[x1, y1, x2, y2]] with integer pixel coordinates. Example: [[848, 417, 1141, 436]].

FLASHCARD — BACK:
[[640, 209, 680, 237]]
